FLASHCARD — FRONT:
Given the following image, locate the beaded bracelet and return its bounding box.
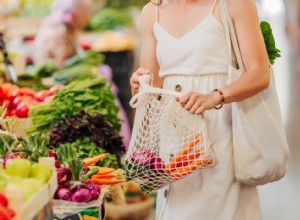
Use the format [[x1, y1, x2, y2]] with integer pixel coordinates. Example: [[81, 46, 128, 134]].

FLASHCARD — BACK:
[[212, 89, 225, 110]]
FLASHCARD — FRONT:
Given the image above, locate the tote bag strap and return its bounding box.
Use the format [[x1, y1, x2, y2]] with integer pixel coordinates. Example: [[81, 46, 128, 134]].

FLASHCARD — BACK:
[[220, 0, 246, 73]]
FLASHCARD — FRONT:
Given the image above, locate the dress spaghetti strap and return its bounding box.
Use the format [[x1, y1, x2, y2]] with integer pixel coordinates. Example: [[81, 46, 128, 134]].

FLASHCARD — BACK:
[[211, 0, 218, 14], [155, 0, 159, 22]]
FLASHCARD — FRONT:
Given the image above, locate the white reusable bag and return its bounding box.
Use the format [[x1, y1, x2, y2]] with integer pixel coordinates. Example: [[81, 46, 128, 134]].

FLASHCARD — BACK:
[[220, 0, 289, 185], [123, 75, 216, 193]]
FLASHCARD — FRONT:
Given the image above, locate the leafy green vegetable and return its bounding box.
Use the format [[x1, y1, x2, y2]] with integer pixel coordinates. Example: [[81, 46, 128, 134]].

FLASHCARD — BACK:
[[19, 132, 50, 162], [53, 51, 104, 85], [49, 111, 125, 162], [260, 21, 281, 65], [28, 77, 121, 133], [86, 8, 133, 31], [63, 51, 104, 68], [54, 138, 120, 169], [31, 59, 59, 78], [0, 131, 19, 158], [56, 144, 84, 181]]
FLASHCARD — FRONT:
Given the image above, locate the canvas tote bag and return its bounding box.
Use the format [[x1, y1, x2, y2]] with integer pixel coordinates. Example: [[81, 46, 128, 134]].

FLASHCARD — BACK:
[[220, 0, 289, 185]]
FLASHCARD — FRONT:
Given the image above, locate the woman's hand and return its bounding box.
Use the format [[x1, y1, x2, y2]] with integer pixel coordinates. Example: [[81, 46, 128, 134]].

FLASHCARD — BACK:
[[177, 91, 223, 114], [130, 68, 152, 95]]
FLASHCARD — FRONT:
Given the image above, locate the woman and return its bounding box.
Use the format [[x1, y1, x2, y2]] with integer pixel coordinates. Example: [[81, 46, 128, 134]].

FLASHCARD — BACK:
[[130, 0, 269, 219]]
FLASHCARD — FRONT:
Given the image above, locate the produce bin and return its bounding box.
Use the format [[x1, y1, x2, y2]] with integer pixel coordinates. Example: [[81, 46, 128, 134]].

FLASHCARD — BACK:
[[0, 118, 32, 138], [13, 167, 58, 220], [53, 186, 108, 220]]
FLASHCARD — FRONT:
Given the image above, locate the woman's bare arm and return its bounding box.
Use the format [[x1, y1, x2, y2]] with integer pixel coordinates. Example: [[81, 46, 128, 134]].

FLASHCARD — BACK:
[[180, 0, 270, 114], [220, 0, 270, 103], [130, 3, 162, 95]]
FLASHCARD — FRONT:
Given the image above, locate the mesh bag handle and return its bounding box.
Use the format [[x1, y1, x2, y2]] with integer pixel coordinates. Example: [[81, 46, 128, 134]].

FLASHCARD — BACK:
[[123, 75, 217, 193], [130, 75, 182, 108]]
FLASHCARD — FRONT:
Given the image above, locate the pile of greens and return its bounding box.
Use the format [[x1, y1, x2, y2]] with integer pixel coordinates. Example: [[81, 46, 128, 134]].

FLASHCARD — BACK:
[[23, 51, 104, 87], [49, 111, 125, 168], [86, 8, 133, 31], [53, 51, 104, 85], [29, 77, 121, 133], [57, 138, 120, 169], [260, 21, 281, 65]]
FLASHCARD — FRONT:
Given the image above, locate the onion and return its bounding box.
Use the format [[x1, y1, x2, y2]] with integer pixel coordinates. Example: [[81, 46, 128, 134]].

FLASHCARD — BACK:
[[56, 187, 72, 201], [71, 188, 92, 203], [82, 179, 94, 190], [57, 168, 72, 186], [91, 185, 101, 200], [131, 150, 156, 167], [150, 157, 165, 173]]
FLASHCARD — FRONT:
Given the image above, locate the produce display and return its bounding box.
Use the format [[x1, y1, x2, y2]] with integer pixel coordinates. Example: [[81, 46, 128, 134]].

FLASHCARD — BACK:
[[49, 111, 125, 168], [0, 192, 15, 220], [0, 83, 63, 118], [1, 158, 52, 200], [0, 125, 55, 220], [29, 77, 121, 133], [85, 8, 132, 32]]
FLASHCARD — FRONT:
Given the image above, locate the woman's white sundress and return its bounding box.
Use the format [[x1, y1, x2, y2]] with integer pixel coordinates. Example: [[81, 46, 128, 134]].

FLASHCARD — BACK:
[[153, 1, 261, 219]]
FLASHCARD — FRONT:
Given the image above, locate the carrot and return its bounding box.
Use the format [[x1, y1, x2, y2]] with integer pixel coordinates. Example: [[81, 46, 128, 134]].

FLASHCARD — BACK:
[[83, 154, 107, 167], [92, 177, 124, 185], [169, 156, 213, 179], [173, 149, 203, 169], [88, 166, 115, 175], [92, 173, 116, 179], [165, 134, 203, 173]]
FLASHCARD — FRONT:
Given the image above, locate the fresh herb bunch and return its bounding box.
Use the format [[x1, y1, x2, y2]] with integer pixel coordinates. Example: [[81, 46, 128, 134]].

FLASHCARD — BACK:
[[86, 8, 132, 31], [0, 131, 19, 158], [56, 138, 120, 169], [29, 78, 121, 133], [19, 132, 50, 162], [49, 111, 125, 165], [260, 21, 281, 65], [56, 144, 84, 181]]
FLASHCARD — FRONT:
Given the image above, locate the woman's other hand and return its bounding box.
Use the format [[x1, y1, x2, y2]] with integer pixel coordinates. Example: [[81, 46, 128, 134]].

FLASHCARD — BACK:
[[177, 91, 223, 114], [130, 68, 152, 95]]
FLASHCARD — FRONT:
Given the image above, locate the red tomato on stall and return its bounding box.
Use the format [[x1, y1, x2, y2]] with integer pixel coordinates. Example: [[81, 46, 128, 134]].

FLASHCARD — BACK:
[[15, 103, 29, 118], [36, 90, 51, 102], [17, 88, 36, 97]]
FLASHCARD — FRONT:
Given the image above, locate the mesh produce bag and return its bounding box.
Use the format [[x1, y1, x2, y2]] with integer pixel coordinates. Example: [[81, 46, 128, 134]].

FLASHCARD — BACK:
[[123, 75, 217, 193]]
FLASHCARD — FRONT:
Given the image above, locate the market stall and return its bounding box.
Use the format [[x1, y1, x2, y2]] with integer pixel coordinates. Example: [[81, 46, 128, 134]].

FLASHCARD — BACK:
[[0, 1, 155, 219]]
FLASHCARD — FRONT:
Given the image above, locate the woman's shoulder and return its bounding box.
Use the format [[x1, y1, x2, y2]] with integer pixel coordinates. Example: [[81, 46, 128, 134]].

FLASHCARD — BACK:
[[142, 2, 156, 17], [140, 2, 156, 31], [226, 0, 258, 19]]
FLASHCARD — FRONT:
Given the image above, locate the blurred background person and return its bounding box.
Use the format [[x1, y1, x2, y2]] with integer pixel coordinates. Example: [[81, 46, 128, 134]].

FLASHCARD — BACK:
[[33, 0, 92, 67]]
